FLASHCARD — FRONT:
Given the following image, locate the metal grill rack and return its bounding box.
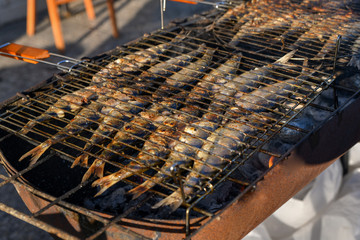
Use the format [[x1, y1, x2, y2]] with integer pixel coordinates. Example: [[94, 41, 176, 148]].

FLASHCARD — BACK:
[[1, 0, 360, 239]]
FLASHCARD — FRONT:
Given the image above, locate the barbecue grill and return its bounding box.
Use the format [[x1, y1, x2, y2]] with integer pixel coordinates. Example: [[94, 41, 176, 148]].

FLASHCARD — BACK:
[[1, 0, 360, 239]]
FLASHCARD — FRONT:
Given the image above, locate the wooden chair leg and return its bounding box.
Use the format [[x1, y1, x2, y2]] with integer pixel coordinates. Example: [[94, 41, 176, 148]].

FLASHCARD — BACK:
[[47, 0, 65, 52], [83, 0, 96, 20], [27, 0, 36, 36], [106, 0, 119, 38]]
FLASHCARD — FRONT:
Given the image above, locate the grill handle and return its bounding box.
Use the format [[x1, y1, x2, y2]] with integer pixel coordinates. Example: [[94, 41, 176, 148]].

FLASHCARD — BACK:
[[0, 43, 50, 64], [0, 42, 96, 75]]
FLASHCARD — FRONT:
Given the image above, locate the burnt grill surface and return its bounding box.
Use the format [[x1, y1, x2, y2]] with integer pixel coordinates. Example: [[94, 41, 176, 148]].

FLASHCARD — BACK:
[[1, 0, 360, 239]]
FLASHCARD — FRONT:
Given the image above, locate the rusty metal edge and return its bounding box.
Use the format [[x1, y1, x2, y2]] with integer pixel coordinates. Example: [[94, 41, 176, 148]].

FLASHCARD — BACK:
[[189, 92, 360, 240]]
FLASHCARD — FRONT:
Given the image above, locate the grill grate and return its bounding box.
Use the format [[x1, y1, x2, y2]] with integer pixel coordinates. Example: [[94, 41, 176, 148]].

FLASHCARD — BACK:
[[1, 0, 360, 239]]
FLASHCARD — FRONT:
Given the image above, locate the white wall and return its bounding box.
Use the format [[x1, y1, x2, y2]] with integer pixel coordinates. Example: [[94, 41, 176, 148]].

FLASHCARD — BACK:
[[0, 0, 46, 27]]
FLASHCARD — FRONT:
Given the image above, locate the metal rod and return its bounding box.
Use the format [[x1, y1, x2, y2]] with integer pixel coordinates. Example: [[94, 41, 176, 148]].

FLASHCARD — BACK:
[[170, 166, 186, 203], [333, 35, 341, 110], [160, 0, 164, 29], [333, 35, 342, 75], [0, 203, 79, 240]]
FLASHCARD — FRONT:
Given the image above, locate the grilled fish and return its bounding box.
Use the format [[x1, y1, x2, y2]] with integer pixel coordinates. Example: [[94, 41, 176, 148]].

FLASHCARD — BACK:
[[71, 91, 145, 168], [128, 54, 242, 199], [145, 44, 206, 78], [158, 48, 215, 93], [83, 91, 189, 186], [89, 49, 215, 194], [228, 11, 290, 47], [113, 34, 187, 73], [93, 105, 201, 197], [152, 77, 304, 211], [71, 45, 206, 168], [20, 85, 103, 134], [129, 51, 295, 199], [19, 97, 106, 165], [91, 48, 219, 196], [220, 49, 296, 101], [81, 47, 214, 184]]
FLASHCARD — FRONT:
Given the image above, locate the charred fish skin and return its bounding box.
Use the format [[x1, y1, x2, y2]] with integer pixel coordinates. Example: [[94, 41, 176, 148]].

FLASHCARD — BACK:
[[82, 116, 156, 184], [127, 113, 220, 200], [286, 12, 352, 54], [158, 48, 216, 93], [68, 42, 206, 169], [220, 49, 296, 103], [93, 105, 201, 197], [126, 106, 202, 199], [133, 44, 208, 96], [127, 54, 242, 199], [71, 93, 145, 168], [71, 45, 207, 168], [82, 91, 189, 185], [19, 98, 106, 166], [153, 72, 305, 211], [86, 96, 187, 191], [187, 53, 242, 104], [152, 116, 259, 211], [113, 34, 187, 73], [90, 33, 187, 86], [228, 10, 288, 47], [234, 79, 299, 113], [19, 49, 143, 136], [19, 85, 104, 135], [94, 50, 240, 198], [145, 43, 207, 78], [88, 90, 194, 192]]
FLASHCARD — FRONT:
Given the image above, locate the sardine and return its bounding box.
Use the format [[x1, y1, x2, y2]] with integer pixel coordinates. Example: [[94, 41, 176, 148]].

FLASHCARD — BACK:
[[82, 91, 189, 185], [127, 54, 242, 199], [20, 85, 107, 134], [287, 13, 352, 52], [113, 34, 187, 73], [87, 47, 214, 184], [152, 77, 304, 211], [71, 92, 145, 168], [127, 51, 294, 200], [234, 79, 299, 113], [93, 105, 201, 197], [145, 43, 206, 77], [220, 49, 296, 101], [152, 116, 259, 211], [229, 11, 290, 47], [19, 98, 105, 165], [91, 50, 237, 197], [158, 48, 215, 93], [129, 51, 295, 200], [80, 48, 214, 183], [71, 45, 207, 168]]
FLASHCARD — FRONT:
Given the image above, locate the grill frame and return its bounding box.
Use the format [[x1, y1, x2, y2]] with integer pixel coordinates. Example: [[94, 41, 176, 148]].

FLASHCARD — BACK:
[[1, 0, 360, 239]]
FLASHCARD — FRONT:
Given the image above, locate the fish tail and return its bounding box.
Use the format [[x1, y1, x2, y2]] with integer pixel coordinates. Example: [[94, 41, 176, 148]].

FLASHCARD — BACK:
[[152, 189, 183, 212], [19, 140, 52, 165], [275, 49, 297, 64], [81, 159, 105, 183], [128, 179, 157, 200], [71, 153, 89, 168], [91, 169, 133, 197], [19, 114, 52, 134]]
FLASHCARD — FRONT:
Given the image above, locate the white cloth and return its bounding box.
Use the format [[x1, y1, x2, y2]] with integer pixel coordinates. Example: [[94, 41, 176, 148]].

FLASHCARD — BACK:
[[244, 143, 360, 240]]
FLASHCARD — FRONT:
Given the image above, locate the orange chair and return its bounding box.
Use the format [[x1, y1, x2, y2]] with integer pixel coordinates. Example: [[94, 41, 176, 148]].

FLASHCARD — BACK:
[[27, 0, 118, 52]]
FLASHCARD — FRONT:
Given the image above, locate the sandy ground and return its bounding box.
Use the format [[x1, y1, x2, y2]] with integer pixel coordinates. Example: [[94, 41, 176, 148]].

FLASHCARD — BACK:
[[0, 1, 210, 239]]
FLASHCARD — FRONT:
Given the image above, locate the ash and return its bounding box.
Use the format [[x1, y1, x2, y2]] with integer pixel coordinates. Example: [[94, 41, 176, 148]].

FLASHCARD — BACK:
[[84, 186, 131, 214]]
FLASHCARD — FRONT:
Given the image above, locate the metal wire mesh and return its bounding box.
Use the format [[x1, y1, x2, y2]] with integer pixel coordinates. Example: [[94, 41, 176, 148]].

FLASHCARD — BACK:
[[1, 0, 360, 238]]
